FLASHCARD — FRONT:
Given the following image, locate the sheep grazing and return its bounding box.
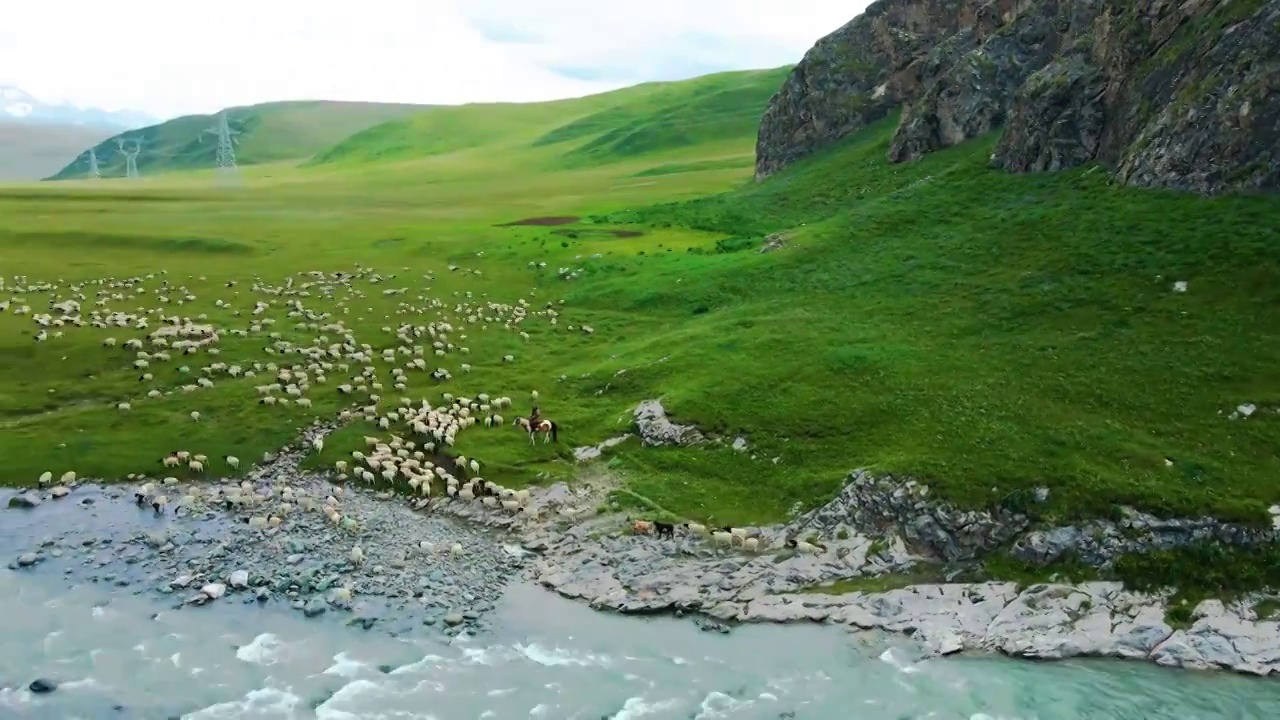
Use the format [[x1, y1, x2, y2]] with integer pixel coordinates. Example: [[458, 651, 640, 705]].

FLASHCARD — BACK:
[[37, 471, 53, 487], [134, 488, 152, 506], [683, 522, 708, 537], [189, 411, 201, 422], [225, 455, 240, 469], [349, 546, 365, 566], [631, 519, 654, 535], [654, 521, 675, 540], [786, 538, 823, 554]]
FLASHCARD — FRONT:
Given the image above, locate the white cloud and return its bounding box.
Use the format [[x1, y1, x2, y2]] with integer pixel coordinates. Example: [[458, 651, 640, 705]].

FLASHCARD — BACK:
[[0, 0, 867, 119]]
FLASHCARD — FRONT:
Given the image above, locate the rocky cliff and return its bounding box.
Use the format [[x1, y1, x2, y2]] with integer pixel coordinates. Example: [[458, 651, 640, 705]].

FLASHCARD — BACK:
[[755, 0, 1279, 195]]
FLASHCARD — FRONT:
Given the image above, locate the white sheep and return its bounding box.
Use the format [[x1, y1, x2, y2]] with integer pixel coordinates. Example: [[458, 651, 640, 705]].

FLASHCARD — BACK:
[[791, 539, 823, 554], [190, 411, 201, 422], [225, 455, 240, 469]]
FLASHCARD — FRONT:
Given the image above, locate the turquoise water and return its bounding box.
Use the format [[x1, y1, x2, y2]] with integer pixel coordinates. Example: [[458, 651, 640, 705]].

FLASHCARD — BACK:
[[3, 569, 1278, 719]]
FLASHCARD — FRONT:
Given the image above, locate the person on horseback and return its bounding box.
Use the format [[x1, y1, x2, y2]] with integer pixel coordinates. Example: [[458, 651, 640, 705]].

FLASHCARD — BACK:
[[528, 406, 541, 428]]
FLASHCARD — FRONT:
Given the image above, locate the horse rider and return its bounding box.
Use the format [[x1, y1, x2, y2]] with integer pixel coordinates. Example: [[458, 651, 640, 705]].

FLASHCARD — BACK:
[[528, 406, 542, 428]]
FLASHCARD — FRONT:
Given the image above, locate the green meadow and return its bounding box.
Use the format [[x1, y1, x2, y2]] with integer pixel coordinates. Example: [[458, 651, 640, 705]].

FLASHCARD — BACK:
[[2, 65, 1278, 541]]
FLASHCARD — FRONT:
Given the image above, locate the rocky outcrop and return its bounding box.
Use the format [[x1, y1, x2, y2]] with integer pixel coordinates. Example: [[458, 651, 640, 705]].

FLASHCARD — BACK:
[[509, 482, 1280, 676], [788, 471, 1033, 562], [755, 0, 1280, 195], [633, 399, 706, 446], [754, 0, 987, 179], [790, 470, 1280, 568]]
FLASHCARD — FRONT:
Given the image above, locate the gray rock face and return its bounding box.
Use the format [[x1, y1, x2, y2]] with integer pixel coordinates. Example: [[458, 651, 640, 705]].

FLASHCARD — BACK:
[[988, 52, 1107, 172], [790, 471, 1030, 562], [1009, 509, 1280, 568], [786, 469, 1278, 569], [754, 0, 981, 180], [757, 0, 1280, 195]]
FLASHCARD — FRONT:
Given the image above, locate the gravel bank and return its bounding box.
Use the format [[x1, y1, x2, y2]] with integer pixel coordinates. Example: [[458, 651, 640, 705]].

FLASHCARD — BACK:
[[4, 424, 528, 637]]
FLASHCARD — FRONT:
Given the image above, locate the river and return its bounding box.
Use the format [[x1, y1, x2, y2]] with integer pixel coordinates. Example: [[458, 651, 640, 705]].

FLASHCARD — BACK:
[[3, 568, 1278, 720]]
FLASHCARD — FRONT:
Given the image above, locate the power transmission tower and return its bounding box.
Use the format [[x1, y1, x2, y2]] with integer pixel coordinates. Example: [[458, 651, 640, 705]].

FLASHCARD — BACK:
[[204, 111, 241, 183], [125, 140, 141, 179], [115, 137, 142, 178], [87, 149, 101, 178]]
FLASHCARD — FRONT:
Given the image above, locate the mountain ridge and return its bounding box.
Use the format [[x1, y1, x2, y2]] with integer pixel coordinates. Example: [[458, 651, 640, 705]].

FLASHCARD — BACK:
[[46, 100, 430, 180], [1, 85, 157, 130]]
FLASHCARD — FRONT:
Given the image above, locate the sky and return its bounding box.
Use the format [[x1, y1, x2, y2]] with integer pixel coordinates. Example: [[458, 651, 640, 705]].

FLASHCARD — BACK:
[[0, 0, 869, 120]]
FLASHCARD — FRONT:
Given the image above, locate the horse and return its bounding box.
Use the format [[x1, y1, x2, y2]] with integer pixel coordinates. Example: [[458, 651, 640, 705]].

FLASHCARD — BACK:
[[513, 416, 558, 444]]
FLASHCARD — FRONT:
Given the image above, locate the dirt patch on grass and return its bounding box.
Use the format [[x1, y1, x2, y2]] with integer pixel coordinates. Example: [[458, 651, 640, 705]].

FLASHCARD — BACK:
[[551, 228, 644, 239], [497, 216, 581, 227]]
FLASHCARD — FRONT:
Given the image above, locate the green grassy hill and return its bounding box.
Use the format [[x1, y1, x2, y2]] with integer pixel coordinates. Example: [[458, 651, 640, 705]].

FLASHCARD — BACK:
[[1, 66, 1278, 596], [310, 67, 790, 170], [0, 121, 113, 181], [46, 100, 428, 180]]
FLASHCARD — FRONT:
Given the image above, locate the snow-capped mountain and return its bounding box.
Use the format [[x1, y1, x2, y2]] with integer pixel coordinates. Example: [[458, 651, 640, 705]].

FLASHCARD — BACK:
[[1, 86, 157, 131]]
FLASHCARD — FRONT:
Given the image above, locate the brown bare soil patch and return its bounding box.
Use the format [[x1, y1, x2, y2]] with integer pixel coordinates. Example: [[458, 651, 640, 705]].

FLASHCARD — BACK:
[[497, 216, 581, 227], [551, 228, 645, 239]]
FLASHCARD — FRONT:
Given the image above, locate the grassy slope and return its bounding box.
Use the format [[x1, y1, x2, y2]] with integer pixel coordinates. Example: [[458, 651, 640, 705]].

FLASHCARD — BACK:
[[596, 116, 1280, 525], [1, 72, 1277, 541], [47, 101, 428, 180], [0, 121, 113, 181], [311, 67, 790, 170]]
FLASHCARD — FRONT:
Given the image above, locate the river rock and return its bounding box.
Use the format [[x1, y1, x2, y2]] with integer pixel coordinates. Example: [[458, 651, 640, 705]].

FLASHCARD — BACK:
[[28, 678, 57, 694], [200, 583, 227, 600], [50, 486, 70, 499], [7, 494, 40, 509], [229, 570, 250, 589], [16, 552, 40, 567]]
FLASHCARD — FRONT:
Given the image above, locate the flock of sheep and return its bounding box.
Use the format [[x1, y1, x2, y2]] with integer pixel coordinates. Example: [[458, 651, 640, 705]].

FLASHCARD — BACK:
[[1, 262, 793, 558], [2, 261, 578, 486], [632, 519, 825, 555], [1, 264, 588, 428]]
